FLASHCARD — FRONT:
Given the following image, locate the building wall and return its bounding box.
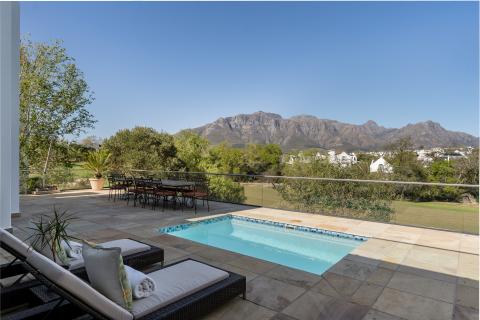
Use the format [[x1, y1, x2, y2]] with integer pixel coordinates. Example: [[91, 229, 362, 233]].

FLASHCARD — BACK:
[[0, 2, 20, 229]]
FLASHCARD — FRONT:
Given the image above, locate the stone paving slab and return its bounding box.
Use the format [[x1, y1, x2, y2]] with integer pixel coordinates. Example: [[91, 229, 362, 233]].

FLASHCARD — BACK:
[[6, 190, 479, 320]]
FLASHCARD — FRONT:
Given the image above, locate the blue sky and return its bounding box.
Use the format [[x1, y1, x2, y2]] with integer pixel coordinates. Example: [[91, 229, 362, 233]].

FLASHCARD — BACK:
[[21, 1, 479, 138]]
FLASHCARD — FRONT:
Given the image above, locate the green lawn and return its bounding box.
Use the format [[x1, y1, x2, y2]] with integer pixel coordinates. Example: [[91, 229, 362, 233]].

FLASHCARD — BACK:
[[392, 200, 478, 234], [70, 162, 92, 179], [241, 183, 479, 234]]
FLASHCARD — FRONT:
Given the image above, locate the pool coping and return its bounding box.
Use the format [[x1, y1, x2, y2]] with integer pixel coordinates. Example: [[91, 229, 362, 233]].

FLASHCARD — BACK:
[[159, 214, 368, 242]]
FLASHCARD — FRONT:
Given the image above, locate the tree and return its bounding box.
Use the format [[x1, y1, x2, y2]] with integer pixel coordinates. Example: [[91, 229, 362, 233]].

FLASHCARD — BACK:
[[102, 127, 181, 172], [20, 38, 95, 183], [422, 160, 460, 201], [244, 144, 283, 175], [174, 131, 209, 171], [79, 136, 103, 150], [454, 150, 479, 185], [204, 143, 246, 174], [356, 153, 376, 163], [386, 137, 426, 181], [453, 150, 479, 201]]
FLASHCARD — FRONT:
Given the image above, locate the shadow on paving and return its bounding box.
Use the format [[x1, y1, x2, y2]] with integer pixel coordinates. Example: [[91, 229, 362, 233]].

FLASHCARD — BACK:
[[2, 191, 478, 320]]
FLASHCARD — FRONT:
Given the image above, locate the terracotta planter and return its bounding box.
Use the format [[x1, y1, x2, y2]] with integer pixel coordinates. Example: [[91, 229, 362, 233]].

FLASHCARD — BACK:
[[89, 178, 105, 191]]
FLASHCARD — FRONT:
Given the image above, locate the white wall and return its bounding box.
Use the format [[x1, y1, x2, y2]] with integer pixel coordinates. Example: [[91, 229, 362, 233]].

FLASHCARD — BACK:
[[0, 2, 20, 229]]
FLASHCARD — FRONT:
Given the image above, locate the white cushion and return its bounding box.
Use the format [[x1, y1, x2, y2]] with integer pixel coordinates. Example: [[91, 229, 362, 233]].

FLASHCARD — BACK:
[[131, 260, 229, 318], [0, 228, 31, 258], [101, 239, 151, 256], [82, 242, 132, 310], [25, 244, 133, 320], [68, 257, 86, 270], [68, 239, 151, 270]]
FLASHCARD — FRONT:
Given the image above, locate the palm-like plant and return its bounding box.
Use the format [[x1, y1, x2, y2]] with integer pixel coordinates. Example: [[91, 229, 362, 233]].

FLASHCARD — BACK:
[[83, 149, 111, 179], [27, 207, 78, 263]]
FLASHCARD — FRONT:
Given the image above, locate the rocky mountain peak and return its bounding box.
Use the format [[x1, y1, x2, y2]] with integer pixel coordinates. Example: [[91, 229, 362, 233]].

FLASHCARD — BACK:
[[187, 111, 478, 151]]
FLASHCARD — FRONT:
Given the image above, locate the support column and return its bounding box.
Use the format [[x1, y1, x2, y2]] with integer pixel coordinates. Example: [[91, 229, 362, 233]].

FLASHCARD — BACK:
[[0, 2, 20, 230]]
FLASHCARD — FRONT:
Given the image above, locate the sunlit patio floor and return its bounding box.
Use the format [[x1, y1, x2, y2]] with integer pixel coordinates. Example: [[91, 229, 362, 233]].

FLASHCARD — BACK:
[[7, 190, 479, 320]]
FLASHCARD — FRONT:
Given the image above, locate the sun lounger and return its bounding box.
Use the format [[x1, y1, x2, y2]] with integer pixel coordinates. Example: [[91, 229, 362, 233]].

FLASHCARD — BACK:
[[0, 229, 246, 320], [1, 234, 164, 290]]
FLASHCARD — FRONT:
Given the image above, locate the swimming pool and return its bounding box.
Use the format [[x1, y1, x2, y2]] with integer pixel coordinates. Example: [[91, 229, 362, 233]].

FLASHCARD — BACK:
[[160, 215, 366, 275]]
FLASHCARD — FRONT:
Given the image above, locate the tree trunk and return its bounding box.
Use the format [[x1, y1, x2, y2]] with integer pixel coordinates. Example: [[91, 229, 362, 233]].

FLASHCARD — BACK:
[[42, 139, 54, 188], [21, 105, 32, 193]]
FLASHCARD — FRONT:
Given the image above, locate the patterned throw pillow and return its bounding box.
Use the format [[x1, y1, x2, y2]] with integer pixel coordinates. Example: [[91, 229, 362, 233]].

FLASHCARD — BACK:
[[118, 255, 133, 310], [82, 241, 132, 310]]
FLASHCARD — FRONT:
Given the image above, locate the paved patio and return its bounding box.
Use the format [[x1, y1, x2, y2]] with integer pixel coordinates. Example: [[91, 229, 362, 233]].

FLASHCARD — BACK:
[[5, 190, 479, 320]]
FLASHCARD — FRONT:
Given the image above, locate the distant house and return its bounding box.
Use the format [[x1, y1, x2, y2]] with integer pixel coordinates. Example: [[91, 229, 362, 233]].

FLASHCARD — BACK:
[[328, 150, 357, 167], [315, 152, 326, 160], [370, 157, 393, 173], [434, 150, 467, 162], [416, 150, 433, 163]]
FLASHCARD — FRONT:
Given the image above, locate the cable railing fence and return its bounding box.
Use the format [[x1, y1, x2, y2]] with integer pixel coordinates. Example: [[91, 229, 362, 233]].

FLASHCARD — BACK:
[[127, 170, 478, 234], [21, 168, 478, 234]]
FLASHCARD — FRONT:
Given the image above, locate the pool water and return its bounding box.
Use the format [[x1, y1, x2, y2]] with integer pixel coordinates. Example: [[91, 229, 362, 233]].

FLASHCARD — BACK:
[[163, 216, 365, 275]]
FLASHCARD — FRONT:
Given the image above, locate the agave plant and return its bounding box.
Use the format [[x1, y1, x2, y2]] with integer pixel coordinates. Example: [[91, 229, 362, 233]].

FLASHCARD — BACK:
[[83, 149, 111, 179], [27, 206, 78, 263]]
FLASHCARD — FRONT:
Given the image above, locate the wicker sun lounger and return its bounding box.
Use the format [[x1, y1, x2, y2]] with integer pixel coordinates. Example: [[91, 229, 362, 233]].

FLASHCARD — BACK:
[[0, 229, 246, 320], [0, 236, 164, 292]]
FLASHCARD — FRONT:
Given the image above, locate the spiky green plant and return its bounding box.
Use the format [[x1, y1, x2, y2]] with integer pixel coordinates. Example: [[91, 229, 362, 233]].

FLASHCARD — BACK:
[[27, 206, 78, 263], [83, 149, 111, 179]]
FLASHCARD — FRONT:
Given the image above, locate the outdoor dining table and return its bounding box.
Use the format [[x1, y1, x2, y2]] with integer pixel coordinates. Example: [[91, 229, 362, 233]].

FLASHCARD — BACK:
[[159, 179, 196, 188]]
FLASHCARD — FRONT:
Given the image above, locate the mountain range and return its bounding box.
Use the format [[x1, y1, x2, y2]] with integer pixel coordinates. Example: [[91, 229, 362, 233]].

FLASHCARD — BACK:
[[186, 111, 478, 151]]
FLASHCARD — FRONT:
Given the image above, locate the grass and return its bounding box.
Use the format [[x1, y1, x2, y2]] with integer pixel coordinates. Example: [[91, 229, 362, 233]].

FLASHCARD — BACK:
[[70, 162, 92, 179], [241, 183, 479, 234], [392, 201, 478, 234]]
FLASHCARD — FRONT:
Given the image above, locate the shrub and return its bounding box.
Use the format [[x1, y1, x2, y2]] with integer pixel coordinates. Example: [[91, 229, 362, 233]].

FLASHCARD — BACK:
[[208, 176, 246, 204], [278, 161, 395, 221], [27, 176, 43, 192]]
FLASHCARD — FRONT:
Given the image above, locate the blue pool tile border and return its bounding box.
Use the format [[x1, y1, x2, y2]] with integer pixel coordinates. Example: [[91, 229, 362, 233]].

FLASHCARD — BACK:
[[159, 215, 368, 241]]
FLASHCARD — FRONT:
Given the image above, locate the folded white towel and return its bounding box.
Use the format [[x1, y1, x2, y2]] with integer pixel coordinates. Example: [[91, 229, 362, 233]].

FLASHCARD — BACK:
[[61, 240, 83, 259], [124, 265, 156, 299]]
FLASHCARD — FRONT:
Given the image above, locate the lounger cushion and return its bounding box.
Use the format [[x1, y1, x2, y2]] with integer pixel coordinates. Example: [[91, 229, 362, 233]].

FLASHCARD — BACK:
[[101, 239, 151, 256], [25, 241, 133, 320], [131, 260, 229, 318], [0, 229, 30, 258], [82, 242, 133, 310], [68, 239, 152, 270]]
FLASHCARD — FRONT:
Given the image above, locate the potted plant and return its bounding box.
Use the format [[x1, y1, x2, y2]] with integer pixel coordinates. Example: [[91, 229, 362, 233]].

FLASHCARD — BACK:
[[83, 149, 111, 191], [27, 207, 77, 265]]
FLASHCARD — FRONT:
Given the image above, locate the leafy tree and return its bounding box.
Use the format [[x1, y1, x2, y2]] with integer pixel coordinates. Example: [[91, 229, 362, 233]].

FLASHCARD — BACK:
[[20, 38, 95, 182], [66, 142, 95, 163], [420, 160, 460, 201], [244, 144, 283, 175], [356, 153, 376, 163], [79, 136, 103, 150], [429, 160, 456, 183], [453, 150, 479, 201], [386, 137, 426, 181], [102, 127, 181, 172], [174, 131, 209, 171], [385, 137, 429, 200], [454, 150, 479, 185], [204, 143, 246, 174]]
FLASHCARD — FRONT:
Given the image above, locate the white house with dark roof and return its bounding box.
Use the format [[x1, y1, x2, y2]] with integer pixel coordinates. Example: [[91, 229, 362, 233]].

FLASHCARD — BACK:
[[370, 157, 393, 173]]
